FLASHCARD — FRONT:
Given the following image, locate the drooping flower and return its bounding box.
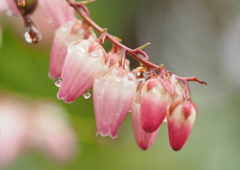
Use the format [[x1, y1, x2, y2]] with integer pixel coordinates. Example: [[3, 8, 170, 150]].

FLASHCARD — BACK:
[[0, 0, 8, 14], [131, 101, 159, 150], [39, 0, 75, 28], [167, 100, 198, 151], [49, 20, 94, 79], [93, 68, 137, 138], [28, 101, 77, 162], [140, 78, 172, 133], [0, 98, 28, 167], [57, 40, 108, 103]]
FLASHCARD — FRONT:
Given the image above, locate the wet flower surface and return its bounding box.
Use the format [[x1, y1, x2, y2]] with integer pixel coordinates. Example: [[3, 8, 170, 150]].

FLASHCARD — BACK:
[[57, 40, 107, 103], [0, 1, 207, 166], [93, 68, 137, 138]]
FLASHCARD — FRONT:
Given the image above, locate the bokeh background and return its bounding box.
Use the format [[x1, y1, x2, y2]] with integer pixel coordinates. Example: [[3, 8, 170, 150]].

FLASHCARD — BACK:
[[0, 0, 240, 170]]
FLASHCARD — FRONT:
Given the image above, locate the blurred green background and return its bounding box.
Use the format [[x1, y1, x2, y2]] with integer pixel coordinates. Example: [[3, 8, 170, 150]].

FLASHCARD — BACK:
[[0, 0, 240, 170]]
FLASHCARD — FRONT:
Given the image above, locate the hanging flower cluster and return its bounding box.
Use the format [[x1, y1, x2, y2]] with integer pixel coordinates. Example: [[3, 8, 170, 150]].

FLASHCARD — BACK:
[[1, 0, 207, 151]]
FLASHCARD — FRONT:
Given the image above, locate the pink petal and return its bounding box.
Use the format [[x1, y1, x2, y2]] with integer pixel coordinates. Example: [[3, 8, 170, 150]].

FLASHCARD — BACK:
[[58, 40, 107, 103], [39, 0, 75, 28], [131, 102, 159, 150], [0, 0, 8, 14], [49, 21, 88, 79], [93, 69, 137, 138], [6, 0, 21, 15], [0, 102, 28, 166], [28, 102, 78, 161]]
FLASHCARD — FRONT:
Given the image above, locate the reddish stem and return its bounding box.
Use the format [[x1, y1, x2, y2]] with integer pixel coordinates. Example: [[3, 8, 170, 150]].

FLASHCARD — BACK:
[[66, 0, 157, 69], [66, 0, 207, 86], [184, 77, 208, 85], [119, 49, 126, 68]]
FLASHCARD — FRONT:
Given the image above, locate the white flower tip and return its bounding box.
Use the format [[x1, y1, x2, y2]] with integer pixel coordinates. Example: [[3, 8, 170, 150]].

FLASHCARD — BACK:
[[96, 126, 118, 139], [48, 72, 55, 80], [57, 91, 67, 100]]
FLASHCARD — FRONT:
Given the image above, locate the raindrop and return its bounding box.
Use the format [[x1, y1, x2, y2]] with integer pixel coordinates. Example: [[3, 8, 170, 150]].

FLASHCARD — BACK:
[[83, 90, 91, 99], [143, 71, 152, 79], [137, 78, 145, 84], [129, 108, 132, 113], [23, 15, 42, 43], [47, 18, 53, 24], [6, 10, 13, 16], [54, 77, 62, 87], [136, 72, 141, 77]]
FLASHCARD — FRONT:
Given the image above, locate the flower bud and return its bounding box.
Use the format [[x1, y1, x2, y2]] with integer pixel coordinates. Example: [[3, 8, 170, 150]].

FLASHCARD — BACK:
[[140, 78, 172, 132], [167, 100, 197, 151], [93, 68, 137, 138], [57, 40, 108, 103], [107, 47, 130, 71], [131, 101, 159, 150]]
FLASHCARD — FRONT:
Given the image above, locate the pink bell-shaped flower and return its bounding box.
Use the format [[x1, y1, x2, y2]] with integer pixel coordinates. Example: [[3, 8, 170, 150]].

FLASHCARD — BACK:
[[0, 0, 7, 14], [167, 100, 198, 151], [28, 102, 77, 162], [39, 0, 75, 28], [140, 78, 172, 133], [131, 101, 159, 150], [0, 99, 28, 167], [57, 40, 107, 103], [93, 68, 137, 138], [49, 20, 94, 79]]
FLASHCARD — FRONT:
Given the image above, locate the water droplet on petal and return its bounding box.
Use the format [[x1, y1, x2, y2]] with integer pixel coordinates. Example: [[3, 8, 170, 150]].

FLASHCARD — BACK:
[[47, 18, 53, 24], [136, 72, 141, 77], [54, 77, 62, 87], [137, 78, 145, 84], [129, 108, 132, 113], [143, 71, 152, 79], [83, 90, 91, 99], [6, 10, 13, 16]]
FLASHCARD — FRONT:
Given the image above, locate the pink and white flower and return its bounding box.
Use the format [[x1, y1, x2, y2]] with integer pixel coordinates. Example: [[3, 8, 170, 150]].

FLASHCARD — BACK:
[[140, 78, 172, 133], [0, 0, 8, 14], [49, 20, 94, 79], [39, 0, 75, 28], [131, 101, 159, 150], [0, 99, 28, 167], [57, 40, 108, 103], [28, 102, 77, 161], [93, 68, 137, 138], [167, 100, 197, 151]]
